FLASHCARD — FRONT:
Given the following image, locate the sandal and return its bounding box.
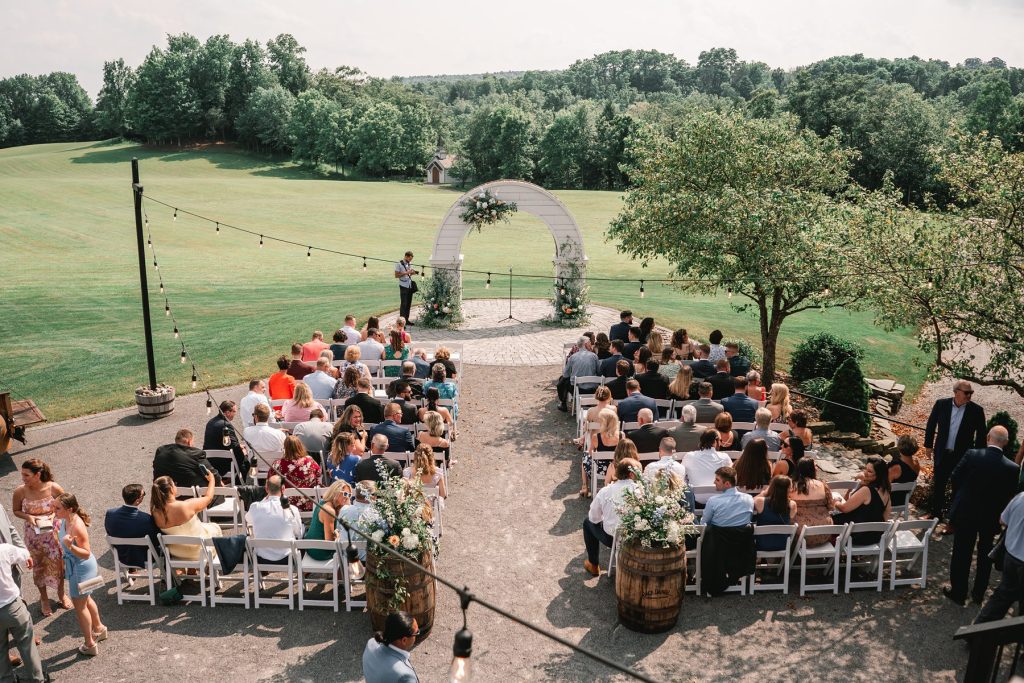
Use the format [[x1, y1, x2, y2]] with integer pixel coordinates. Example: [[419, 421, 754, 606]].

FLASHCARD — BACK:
[[59, 596, 73, 610], [93, 626, 108, 642], [578, 488, 591, 498], [78, 644, 98, 657], [40, 602, 52, 617]]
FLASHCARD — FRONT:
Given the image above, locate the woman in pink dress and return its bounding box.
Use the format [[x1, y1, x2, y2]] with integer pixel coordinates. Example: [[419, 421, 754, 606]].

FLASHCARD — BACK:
[[272, 436, 322, 512], [12, 459, 69, 616]]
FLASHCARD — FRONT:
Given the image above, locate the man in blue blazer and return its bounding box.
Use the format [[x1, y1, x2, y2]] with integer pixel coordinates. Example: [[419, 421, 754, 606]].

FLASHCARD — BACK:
[[944, 426, 1019, 606], [363, 611, 420, 683], [617, 379, 657, 424], [368, 403, 416, 453], [104, 484, 160, 568], [721, 377, 760, 423], [608, 310, 633, 343], [924, 381, 988, 520]]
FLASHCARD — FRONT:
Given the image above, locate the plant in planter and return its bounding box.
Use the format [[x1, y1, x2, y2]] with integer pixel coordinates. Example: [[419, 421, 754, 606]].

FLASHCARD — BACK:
[[551, 241, 589, 326], [419, 266, 463, 329], [135, 383, 176, 419], [458, 189, 517, 231]]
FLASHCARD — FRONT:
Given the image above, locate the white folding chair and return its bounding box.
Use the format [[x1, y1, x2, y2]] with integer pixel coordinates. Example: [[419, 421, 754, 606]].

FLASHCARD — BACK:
[[424, 485, 444, 539], [571, 375, 604, 416], [207, 538, 250, 608], [107, 536, 161, 605], [363, 359, 383, 377], [590, 452, 615, 495], [749, 524, 798, 594], [294, 539, 342, 611], [159, 534, 215, 606], [252, 451, 284, 484], [343, 539, 367, 611], [888, 518, 938, 589], [795, 523, 848, 596], [731, 422, 756, 432], [248, 538, 297, 609], [690, 485, 721, 515], [203, 487, 243, 533], [844, 521, 895, 592], [684, 526, 705, 594], [607, 527, 621, 576], [890, 482, 918, 520], [828, 480, 860, 499], [652, 399, 674, 420], [204, 449, 239, 484], [282, 488, 320, 525]]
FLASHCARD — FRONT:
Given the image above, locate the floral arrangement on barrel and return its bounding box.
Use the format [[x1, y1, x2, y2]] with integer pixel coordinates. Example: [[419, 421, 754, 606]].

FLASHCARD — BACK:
[[616, 468, 698, 549], [420, 265, 463, 329], [551, 241, 590, 326], [458, 189, 517, 231]]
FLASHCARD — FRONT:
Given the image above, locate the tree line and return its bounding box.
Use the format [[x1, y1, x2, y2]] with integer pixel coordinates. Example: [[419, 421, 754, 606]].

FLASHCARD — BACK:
[[2, 37, 1024, 198]]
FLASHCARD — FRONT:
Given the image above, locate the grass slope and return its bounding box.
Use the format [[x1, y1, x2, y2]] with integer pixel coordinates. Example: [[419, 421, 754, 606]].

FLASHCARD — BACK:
[[0, 140, 928, 421]]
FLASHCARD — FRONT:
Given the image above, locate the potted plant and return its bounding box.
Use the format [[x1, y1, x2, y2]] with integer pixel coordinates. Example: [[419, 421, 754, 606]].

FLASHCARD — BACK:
[[134, 383, 176, 419]]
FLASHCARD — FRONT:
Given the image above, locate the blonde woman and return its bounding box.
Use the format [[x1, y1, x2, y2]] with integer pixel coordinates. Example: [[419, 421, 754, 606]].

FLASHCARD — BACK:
[[647, 332, 664, 356], [416, 411, 450, 452], [151, 473, 221, 560], [668, 364, 694, 401], [283, 382, 317, 422], [433, 347, 458, 379], [304, 479, 352, 561], [582, 409, 622, 496], [319, 349, 340, 379], [575, 386, 615, 448], [767, 383, 792, 422], [605, 437, 639, 485], [341, 345, 371, 382], [404, 444, 447, 500]]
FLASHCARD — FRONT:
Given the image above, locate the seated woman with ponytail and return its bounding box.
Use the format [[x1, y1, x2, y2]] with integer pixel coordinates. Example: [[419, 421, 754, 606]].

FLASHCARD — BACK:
[[150, 471, 222, 560]]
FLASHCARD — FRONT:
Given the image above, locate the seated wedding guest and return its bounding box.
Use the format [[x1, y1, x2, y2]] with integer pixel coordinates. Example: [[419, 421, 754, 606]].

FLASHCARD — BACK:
[[644, 437, 687, 484], [670, 404, 706, 453], [423, 364, 458, 418], [340, 345, 372, 382], [417, 411, 451, 465], [833, 457, 891, 544], [647, 330, 664, 356], [368, 403, 416, 453], [658, 348, 680, 380], [605, 360, 632, 401], [151, 472, 221, 560], [617, 379, 656, 424], [692, 382, 724, 423], [622, 326, 644, 362], [667, 364, 695, 402], [410, 348, 432, 379], [330, 329, 349, 361], [240, 379, 271, 428], [333, 405, 369, 450], [339, 481, 375, 559], [772, 436, 805, 478], [582, 386, 616, 438], [104, 484, 160, 568], [605, 438, 639, 485], [305, 480, 352, 561], [582, 409, 623, 497], [778, 409, 813, 447], [633, 346, 652, 377], [418, 387, 454, 431], [583, 458, 640, 575], [345, 377, 385, 424], [333, 366, 363, 403], [341, 315, 361, 345], [791, 458, 835, 547], [734, 438, 772, 491], [272, 436, 322, 511], [293, 408, 334, 455], [722, 377, 759, 423], [301, 330, 330, 362], [303, 358, 337, 401], [889, 435, 922, 508], [354, 435, 403, 483], [753, 475, 797, 551], [714, 412, 739, 450], [671, 328, 700, 361], [404, 445, 447, 501], [708, 359, 735, 400], [707, 330, 726, 362], [746, 370, 765, 401], [433, 347, 458, 379], [637, 359, 670, 400], [245, 475, 302, 563], [609, 310, 633, 343], [326, 432, 363, 484], [287, 343, 314, 381], [383, 330, 409, 377], [153, 428, 223, 489], [387, 362, 424, 399], [701, 466, 754, 527], [638, 317, 656, 344], [391, 382, 420, 425], [725, 342, 751, 377], [767, 383, 792, 422], [268, 356, 296, 401], [691, 344, 716, 379], [359, 316, 380, 342], [599, 339, 626, 377], [683, 430, 733, 502], [594, 332, 612, 360], [319, 349, 341, 379], [741, 408, 781, 451], [203, 400, 248, 482], [557, 336, 598, 412], [626, 408, 666, 454], [394, 316, 412, 344], [283, 382, 318, 422], [242, 404, 287, 455]]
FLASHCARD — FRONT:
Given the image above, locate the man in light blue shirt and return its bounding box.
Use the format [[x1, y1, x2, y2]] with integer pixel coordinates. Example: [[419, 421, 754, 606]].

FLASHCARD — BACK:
[[557, 336, 599, 412], [303, 358, 337, 400], [701, 466, 754, 528], [976, 491, 1024, 623]]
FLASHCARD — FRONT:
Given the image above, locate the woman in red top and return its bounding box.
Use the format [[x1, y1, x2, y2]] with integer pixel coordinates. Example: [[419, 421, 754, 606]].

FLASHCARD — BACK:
[[268, 356, 296, 400], [272, 436, 322, 511]]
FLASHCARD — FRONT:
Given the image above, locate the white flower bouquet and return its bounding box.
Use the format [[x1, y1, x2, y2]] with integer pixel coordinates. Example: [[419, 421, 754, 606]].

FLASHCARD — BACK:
[[459, 189, 517, 231], [361, 461, 435, 560], [616, 467, 698, 549]]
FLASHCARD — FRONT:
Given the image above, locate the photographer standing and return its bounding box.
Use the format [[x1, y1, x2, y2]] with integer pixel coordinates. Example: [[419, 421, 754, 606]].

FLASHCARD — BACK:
[[395, 251, 417, 324]]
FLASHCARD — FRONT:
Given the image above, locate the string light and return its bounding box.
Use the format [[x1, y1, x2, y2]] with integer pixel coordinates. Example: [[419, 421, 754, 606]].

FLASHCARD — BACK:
[[173, 208, 178, 222], [173, 326, 179, 339], [179, 348, 187, 364], [206, 397, 213, 415], [927, 275, 934, 289], [727, 287, 733, 299], [191, 367, 198, 389], [363, 257, 367, 271], [147, 236, 152, 248], [153, 259, 159, 270], [215, 221, 219, 235], [639, 280, 645, 298], [307, 246, 312, 262], [259, 234, 264, 248], [823, 286, 831, 297], [346, 538, 364, 581], [450, 592, 474, 682], [485, 273, 491, 289], [159, 283, 164, 294], [164, 301, 170, 316]]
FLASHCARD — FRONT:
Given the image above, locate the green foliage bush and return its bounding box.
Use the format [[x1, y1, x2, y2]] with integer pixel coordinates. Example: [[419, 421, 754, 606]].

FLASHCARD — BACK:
[[726, 337, 761, 366], [790, 332, 865, 384], [988, 411, 1021, 455], [799, 377, 833, 409], [821, 358, 873, 436]]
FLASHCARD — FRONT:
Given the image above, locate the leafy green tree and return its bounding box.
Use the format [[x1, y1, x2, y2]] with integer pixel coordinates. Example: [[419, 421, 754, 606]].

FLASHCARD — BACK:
[[193, 35, 234, 138], [235, 85, 294, 153], [463, 103, 535, 181], [226, 39, 275, 133], [595, 102, 634, 189], [96, 59, 136, 137], [396, 102, 435, 173], [609, 112, 862, 383], [350, 101, 403, 175], [266, 33, 311, 95], [537, 104, 599, 188], [965, 73, 1014, 141], [289, 89, 335, 165], [696, 48, 738, 96]]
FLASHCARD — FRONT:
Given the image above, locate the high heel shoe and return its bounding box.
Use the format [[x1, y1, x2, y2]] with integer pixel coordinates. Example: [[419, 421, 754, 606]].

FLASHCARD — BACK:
[[78, 643, 98, 657], [93, 626, 108, 642]]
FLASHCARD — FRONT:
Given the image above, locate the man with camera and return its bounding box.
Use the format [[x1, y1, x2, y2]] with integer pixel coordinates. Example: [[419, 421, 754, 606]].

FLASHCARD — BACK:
[[244, 475, 302, 564]]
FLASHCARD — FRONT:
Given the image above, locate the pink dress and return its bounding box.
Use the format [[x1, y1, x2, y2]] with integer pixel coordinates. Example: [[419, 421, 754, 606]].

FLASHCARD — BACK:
[[21, 496, 64, 589]]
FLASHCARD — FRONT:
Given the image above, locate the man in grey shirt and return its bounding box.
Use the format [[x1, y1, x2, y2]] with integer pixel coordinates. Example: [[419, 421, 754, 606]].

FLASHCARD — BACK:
[[740, 408, 781, 451], [692, 382, 725, 423], [395, 251, 418, 324], [557, 336, 599, 412]]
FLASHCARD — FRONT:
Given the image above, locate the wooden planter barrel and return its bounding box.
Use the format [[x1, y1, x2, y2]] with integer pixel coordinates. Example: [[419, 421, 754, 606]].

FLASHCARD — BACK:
[[366, 549, 436, 642], [135, 387, 175, 419], [615, 540, 686, 633]]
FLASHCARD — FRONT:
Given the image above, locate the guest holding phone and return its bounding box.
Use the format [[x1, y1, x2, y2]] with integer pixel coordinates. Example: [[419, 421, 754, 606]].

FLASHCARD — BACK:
[[54, 493, 106, 657]]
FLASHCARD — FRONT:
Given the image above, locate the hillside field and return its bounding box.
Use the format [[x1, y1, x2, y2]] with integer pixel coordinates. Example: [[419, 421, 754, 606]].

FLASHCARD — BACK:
[[0, 140, 928, 421]]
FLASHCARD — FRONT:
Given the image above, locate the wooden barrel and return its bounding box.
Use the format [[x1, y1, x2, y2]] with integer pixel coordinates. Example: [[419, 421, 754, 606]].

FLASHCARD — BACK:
[[615, 540, 686, 633], [366, 550, 435, 642], [135, 388, 175, 419]]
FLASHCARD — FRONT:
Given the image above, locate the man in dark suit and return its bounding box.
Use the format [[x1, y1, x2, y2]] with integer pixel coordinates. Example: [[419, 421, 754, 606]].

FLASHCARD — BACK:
[[391, 382, 421, 425], [617, 380, 657, 424], [636, 360, 670, 400], [599, 340, 627, 378], [605, 360, 632, 401], [721, 377, 759, 423], [725, 342, 751, 378], [943, 427, 1019, 606], [104, 484, 161, 568], [202, 399, 249, 482], [608, 310, 633, 343], [626, 409, 668, 453], [153, 428, 222, 488], [345, 377, 385, 423], [354, 434, 403, 482], [924, 380, 987, 520], [691, 344, 716, 380], [622, 327, 644, 362], [707, 359, 735, 400], [368, 403, 416, 453], [387, 362, 424, 399]]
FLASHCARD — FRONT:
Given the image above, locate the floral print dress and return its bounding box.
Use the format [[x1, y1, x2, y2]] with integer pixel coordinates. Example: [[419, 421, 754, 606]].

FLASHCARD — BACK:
[[21, 496, 63, 589], [273, 456, 322, 511]]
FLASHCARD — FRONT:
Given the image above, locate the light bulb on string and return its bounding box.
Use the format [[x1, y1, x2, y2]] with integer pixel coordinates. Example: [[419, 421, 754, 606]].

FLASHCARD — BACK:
[[147, 236, 152, 248], [926, 275, 934, 289], [307, 246, 312, 262], [179, 348, 187, 364], [173, 326, 179, 339], [449, 592, 474, 682], [363, 257, 367, 271], [346, 539, 364, 581], [191, 367, 198, 389], [164, 301, 170, 317], [485, 273, 491, 289], [639, 280, 645, 298], [153, 259, 159, 270], [173, 208, 178, 222], [206, 397, 212, 415], [259, 234, 264, 248], [215, 222, 219, 235], [727, 287, 733, 299], [823, 286, 831, 297], [159, 283, 164, 294]]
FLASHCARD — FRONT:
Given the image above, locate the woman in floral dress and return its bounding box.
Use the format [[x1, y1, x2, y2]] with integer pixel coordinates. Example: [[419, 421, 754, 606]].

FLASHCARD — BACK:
[[272, 436, 322, 512], [12, 458, 69, 616]]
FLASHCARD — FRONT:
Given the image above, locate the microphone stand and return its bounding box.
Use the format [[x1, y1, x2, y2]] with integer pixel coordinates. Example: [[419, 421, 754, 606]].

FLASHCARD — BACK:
[[497, 267, 522, 323]]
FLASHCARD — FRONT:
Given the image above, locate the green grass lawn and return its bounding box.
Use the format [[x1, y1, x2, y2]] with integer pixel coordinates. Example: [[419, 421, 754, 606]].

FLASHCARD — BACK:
[[0, 140, 928, 421]]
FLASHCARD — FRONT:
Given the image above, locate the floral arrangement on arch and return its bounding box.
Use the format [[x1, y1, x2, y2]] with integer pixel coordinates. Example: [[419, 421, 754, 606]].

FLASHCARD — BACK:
[[459, 189, 517, 231], [551, 241, 590, 326], [616, 467, 698, 548], [420, 266, 463, 329]]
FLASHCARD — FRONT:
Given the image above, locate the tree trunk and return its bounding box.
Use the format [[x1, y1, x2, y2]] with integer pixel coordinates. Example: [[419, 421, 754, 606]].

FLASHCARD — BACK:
[[758, 290, 785, 386]]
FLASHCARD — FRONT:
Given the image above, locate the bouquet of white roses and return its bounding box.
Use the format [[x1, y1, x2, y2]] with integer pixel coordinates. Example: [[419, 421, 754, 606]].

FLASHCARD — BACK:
[[458, 190, 517, 230], [361, 462, 435, 558], [616, 468, 698, 549]]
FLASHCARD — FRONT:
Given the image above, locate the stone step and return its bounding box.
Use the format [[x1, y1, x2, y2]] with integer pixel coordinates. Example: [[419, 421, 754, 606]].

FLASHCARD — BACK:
[[809, 421, 835, 435]]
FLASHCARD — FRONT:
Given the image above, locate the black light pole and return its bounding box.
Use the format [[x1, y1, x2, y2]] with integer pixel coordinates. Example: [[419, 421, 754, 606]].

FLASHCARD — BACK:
[[497, 267, 523, 323], [132, 158, 158, 390]]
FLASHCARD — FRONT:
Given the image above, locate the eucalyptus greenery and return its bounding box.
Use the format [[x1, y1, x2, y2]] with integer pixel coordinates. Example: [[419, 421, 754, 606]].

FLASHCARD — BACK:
[[419, 267, 463, 329]]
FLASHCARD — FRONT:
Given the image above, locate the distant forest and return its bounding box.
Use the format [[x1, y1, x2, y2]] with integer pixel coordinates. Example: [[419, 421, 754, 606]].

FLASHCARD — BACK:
[[3, 35, 1024, 202]]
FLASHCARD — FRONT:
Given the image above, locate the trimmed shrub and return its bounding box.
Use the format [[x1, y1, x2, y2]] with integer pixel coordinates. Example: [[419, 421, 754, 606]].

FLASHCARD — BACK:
[[821, 358, 873, 436], [988, 411, 1021, 455], [726, 337, 761, 366], [799, 377, 833, 409], [789, 332, 864, 384]]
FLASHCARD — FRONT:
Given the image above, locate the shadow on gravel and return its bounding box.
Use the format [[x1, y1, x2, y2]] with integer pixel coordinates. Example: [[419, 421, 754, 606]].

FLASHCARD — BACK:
[[14, 414, 145, 457]]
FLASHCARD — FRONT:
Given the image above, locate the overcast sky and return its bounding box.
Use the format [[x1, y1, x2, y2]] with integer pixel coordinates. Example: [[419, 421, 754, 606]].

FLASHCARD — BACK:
[[4, 0, 1024, 98]]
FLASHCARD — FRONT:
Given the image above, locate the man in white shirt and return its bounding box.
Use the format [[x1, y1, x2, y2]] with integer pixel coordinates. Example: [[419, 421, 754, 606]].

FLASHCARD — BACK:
[[740, 408, 781, 450], [242, 404, 286, 455], [239, 379, 271, 429], [644, 437, 686, 485], [245, 475, 302, 563], [583, 458, 640, 576], [358, 329, 386, 362], [303, 358, 338, 400], [292, 408, 334, 455], [0, 542, 44, 682], [682, 429, 733, 503], [341, 315, 361, 345]]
